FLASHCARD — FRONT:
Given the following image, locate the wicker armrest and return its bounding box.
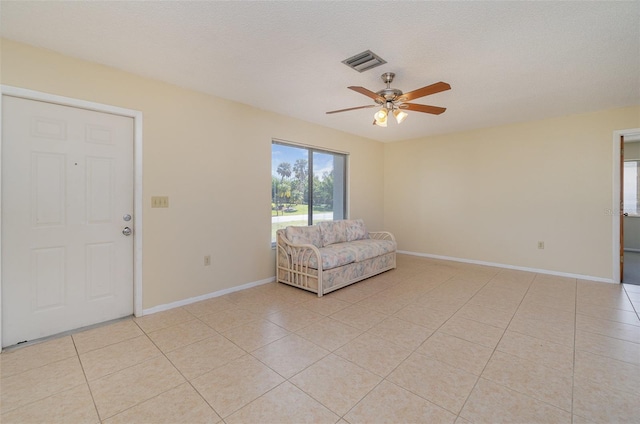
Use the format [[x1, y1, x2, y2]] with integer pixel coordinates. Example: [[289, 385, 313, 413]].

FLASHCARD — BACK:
[[369, 231, 396, 242], [276, 230, 324, 296]]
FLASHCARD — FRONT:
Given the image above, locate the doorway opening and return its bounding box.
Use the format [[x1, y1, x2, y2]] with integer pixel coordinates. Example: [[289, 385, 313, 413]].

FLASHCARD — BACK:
[[614, 129, 640, 285], [622, 134, 640, 285]]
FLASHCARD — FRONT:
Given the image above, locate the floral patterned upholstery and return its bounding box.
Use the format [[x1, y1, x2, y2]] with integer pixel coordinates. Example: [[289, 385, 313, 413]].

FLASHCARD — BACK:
[[344, 239, 396, 261], [318, 219, 370, 246], [305, 239, 396, 270], [318, 220, 348, 246], [307, 243, 357, 270], [322, 253, 396, 291], [276, 220, 396, 297], [345, 219, 369, 241], [285, 225, 322, 248]]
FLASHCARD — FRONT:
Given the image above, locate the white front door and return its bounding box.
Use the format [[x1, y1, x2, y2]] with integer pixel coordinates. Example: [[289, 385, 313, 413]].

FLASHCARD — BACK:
[[1, 95, 134, 347]]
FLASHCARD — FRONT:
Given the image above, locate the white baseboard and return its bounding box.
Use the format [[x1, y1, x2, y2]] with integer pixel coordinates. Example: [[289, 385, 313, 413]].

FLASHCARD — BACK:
[[397, 250, 617, 284], [142, 276, 275, 316], [142, 250, 622, 317]]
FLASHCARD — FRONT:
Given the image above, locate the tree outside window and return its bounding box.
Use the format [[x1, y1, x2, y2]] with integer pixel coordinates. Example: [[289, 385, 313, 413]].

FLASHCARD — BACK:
[[271, 142, 346, 243]]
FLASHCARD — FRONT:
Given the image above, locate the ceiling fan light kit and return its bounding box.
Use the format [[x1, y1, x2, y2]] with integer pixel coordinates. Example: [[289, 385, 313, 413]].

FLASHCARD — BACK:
[[393, 109, 408, 124], [327, 72, 451, 128], [374, 108, 388, 126]]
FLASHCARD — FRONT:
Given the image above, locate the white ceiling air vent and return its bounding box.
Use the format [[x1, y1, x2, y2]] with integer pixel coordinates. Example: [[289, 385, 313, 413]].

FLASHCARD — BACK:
[[342, 50, 387, 73]]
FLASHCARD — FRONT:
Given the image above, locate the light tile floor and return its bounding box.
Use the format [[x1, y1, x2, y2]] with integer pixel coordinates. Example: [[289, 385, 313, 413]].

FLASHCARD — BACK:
[[2, 254, 640, 423]]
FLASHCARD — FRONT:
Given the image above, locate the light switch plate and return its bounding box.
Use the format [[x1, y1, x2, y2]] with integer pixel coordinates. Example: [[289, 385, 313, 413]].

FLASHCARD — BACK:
[[151, 196, 169, 208]]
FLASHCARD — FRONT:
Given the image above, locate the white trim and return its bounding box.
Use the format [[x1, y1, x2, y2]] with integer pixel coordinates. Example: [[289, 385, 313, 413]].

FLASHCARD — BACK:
[[142, 277, 275, 316], [398, 250, 616, 284], [612, 128, 640, 283], [0, 85, 144, 349], [272, 138, 350, 156]]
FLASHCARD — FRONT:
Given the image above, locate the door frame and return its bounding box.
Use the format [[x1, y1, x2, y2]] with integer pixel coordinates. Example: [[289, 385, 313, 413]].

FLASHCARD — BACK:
[[0, 85, 143, 347], [612, 128, 640, 283]]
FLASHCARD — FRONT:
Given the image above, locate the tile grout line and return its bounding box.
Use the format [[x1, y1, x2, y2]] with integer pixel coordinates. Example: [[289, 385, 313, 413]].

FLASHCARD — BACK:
[[568, 280, 636, 423], [0, 342, 92, 419], [468, 275, 583, 417], [248, 271, 468, 420], [575, 309, 640, 330], [301, 281, 434, 420], [70, 334, 103, 423], [337, 269, 507, 420], [92, 319, 194, 421], [454, 270, 537, 420], [133, 313, 236, 422], [622, 284, 640, 320], [142, 303, 343, 421], [224, 293, 365, 420]]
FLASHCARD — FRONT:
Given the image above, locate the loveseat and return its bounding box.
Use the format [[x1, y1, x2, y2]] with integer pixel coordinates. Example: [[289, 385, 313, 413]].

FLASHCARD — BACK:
[[276, 219, 396, 297]]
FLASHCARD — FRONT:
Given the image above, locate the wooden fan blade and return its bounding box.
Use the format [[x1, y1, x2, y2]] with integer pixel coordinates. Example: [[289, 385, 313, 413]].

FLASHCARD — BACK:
[[399, 103, 447, 115], [348, 86, 384, 102], [326, 104, 378, 114], [398, 81, 451, 102]]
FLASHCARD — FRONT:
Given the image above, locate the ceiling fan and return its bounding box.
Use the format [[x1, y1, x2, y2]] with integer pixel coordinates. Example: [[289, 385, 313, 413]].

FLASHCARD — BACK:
[[326, 72, 451, 127]]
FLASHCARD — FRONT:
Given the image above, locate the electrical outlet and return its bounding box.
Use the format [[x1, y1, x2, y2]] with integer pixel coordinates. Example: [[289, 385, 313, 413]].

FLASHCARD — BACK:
[[204, 255, 211, 266], [538, 241, 545, 249]]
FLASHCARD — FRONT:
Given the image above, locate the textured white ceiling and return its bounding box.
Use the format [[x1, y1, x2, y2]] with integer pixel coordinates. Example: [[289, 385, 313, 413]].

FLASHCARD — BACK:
[[1, 1, 639, 142]]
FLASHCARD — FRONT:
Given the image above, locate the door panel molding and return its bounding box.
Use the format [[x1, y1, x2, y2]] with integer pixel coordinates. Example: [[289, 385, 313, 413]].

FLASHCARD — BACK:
[[0, 85, 143, 349], [612, 128, 640, 283]]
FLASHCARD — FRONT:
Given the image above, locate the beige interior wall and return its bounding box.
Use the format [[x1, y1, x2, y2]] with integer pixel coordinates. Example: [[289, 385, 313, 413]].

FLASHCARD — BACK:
[[0, 39, 385, 309], [384, 107, 640, 279]]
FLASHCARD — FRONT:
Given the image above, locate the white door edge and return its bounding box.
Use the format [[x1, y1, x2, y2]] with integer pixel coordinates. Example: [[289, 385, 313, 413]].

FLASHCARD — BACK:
[[612, 128, 640, 283], [0, 85, 144, 349]]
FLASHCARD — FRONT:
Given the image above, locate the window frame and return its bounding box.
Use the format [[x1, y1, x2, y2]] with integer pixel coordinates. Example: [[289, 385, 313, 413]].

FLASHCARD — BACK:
[[271, 139, 348, 244]]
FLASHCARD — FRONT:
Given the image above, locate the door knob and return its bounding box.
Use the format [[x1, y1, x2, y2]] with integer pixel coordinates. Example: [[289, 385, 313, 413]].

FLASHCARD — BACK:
[[122, 227, 132, 236]]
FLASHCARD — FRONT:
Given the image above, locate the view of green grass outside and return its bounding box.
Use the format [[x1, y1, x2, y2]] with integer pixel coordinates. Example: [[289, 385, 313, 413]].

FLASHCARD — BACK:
[[271, 204, 308, 241], [271, 204, 309, 217], [270, 203, 334, 242]]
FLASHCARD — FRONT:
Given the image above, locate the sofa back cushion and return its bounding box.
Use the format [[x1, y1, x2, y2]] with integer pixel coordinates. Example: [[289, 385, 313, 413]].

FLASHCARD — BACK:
[[318, 220, 347, 247], [318, 219, 371, 246], [285, 225, 322, 248], [344, 219, 369, 242]]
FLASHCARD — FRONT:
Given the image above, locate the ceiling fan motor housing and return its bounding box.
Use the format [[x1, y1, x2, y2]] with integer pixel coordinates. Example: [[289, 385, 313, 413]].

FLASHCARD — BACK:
[[376, 89, 403, 104], [376, 73, 403, 105]]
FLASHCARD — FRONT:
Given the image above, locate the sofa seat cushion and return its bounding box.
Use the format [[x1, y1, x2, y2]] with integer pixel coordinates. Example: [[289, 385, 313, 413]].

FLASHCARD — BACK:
[[306, 239, 397, 270], [308, 244, 357, 270], [347, 239, 397, 262]]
